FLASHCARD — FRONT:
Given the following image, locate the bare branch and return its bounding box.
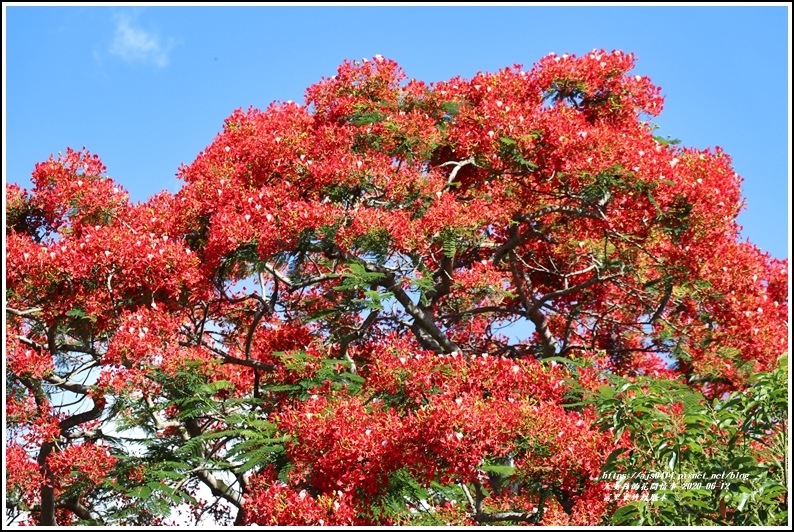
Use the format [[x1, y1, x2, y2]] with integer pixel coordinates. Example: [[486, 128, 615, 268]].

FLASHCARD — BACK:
[[385, 271, 460, 355], [16, 335, 45, 351], [58, 499, 103, 524], [440, 156, 477, 188], [460, 482, 477, 514], [647, 280, 674, 325], [6, 306, 43, 317], [44, 374, 92, 395], [338, 309, 381, 373], [213, 345, 277, 372]]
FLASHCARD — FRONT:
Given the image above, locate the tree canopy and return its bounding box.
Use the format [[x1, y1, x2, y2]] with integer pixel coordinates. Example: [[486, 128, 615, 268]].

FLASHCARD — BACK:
[[5, 51, 788, 526]]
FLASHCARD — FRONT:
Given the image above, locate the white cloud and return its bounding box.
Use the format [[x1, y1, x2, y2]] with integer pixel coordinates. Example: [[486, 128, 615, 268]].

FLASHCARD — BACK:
[[109, 14, 174, 68]]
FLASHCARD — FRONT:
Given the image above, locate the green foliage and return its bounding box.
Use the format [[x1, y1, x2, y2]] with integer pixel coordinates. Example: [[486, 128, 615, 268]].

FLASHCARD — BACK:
[[369, 468, 435, 524], [652, 135, 682, 146], [352, 227, 392, 262], [348, 109, 387, 126], [497, 136, 539, 173], [217, 241, 262, 282], [544, 77, 588, 104], [591, 354, 788, 526], [335, 262, 386, 292], [264, 351, 365, 400], [440, 100, 461, 116]]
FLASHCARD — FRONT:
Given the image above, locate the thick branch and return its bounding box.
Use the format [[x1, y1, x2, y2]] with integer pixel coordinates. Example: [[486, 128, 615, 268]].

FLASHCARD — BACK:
[[44, 374, 92, 395], [493, 221, 553, 266], [424, 254, 454, 308], [243, 300, 268, 361], [59, 395, 105, 433], [460, 482, 478, 514], [440, 156, 477, 189], [647, 280, 674, 325], [15, 377, 54, 525], [338, 309, 380, 372], [55, 343, 98, 356], [514, 253, 623, 358], [219, 350, 277, 372], [262, 261, 337, 291], [461, 480, 538, 524], [37, 441, 56, 525], [58, 499, 102, 524], [16, 335, 45, 351], [321, 245, 459, 354], [384, 272, 460, 354], [527, 306, 559, 358], [6, 306, 43, 317], [29, 386, 104, 526]]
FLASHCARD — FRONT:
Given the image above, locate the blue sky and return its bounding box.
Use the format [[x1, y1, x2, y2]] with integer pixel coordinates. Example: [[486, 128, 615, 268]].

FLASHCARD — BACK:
[[4, 4, 791, 260]]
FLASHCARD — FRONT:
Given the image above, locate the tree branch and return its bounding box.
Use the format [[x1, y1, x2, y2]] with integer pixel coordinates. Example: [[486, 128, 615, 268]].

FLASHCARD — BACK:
[[527, 306, 559, 358], [461, 480, 539, 524], [338, 309, 380, 373], [424, 253, 454, 309], [183, 419, 244, 509], [15, 335, 46, 354], [146, 398, 245, 511], [44, 374, 92, 395], [441, 304, 524, 321], [59, 394, 105, 433], [215, 347, 277, 372], [58, 498, 103, 525], [508, 256, 623, 358], [384, 271, 460, 355], [440, 156, 477, 189], [647, 279, 673, 325], [55, 342, 98, 356], [6, 306, 43, 317], [459, 482, 478, 514], [528, 269, 623, 314]]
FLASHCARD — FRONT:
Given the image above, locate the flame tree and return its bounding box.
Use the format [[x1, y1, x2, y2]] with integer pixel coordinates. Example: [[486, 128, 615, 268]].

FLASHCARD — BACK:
[[5, 51, 788, 526]]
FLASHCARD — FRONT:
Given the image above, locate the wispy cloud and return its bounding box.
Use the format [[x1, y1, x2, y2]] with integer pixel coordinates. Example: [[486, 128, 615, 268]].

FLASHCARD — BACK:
[[109, 13, 174, 68]]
